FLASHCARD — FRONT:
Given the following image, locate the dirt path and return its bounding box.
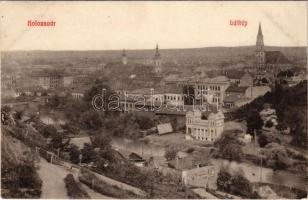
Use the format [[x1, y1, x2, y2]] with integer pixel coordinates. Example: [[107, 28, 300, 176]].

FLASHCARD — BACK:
[[37, 158, 71, 199], [38, 158, 113, 199]]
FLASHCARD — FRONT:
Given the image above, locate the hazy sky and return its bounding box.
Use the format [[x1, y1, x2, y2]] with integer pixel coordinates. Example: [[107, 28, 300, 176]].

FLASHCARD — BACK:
[[0, 1, 306, 51]]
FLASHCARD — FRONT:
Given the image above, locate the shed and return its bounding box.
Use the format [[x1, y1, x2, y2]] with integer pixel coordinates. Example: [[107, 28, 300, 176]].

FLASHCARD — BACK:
[[157, 123, 173, 135]]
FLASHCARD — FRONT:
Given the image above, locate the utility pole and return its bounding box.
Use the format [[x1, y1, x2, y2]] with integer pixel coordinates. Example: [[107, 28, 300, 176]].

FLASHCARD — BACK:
[[260, 150, 263, 183]]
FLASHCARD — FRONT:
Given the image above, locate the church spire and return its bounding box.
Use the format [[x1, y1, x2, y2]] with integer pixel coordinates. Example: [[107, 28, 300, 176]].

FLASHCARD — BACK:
[[154, 44, 160, 58], [258, 22, 263, 36], [256, 22, 264, 51], [122, 49, 127, 65]]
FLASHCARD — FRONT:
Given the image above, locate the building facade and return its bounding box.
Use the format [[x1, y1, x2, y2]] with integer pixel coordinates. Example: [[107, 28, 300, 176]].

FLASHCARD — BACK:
[[31, 70, 73, 89], [191, 76, 230, 105], [182, 165, 217, 189], [186, 110, 224, 142]]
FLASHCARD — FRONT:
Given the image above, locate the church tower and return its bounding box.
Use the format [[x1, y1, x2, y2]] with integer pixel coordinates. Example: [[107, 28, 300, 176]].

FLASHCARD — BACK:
[[256, 23, 266, 72], [122, 49, 127, 65], [153, 44, 162, 73]]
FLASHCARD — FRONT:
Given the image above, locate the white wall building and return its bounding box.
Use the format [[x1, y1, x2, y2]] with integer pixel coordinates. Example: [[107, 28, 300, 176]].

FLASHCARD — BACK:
[[186, 110, 224, 142]]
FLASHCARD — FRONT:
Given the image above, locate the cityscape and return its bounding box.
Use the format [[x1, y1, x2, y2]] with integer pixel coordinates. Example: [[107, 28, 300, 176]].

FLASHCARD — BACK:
[[1, 2, 307, 199]]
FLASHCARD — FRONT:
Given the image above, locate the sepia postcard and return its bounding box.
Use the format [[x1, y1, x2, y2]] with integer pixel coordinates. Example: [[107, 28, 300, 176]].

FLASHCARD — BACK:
[[0, 1, 307, 199]]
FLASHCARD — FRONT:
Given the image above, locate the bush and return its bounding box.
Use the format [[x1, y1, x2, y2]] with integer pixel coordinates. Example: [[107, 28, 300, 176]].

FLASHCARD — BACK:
[[258, 133, 269, 147], [286, 148, 307, 161], [1, 163, 42, 198], [264, 120, 274, 128], [40, 125, 57, 138], [217, 169, 259, 198], [265, 143, 292, 170], [64, 174, 90, 199], [164, 146, 178, 161], [186, 147, 195, 153], [68, 144, 81, 164], [214, 131, 244, 161], [258, 132, 281, 148]]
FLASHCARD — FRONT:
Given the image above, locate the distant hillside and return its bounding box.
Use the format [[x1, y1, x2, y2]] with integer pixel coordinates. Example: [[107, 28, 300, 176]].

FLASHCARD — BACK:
[[1, 46, 306, 69]]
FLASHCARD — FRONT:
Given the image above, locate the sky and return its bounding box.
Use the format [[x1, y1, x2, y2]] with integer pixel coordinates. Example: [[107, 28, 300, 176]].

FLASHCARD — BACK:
[[0, 1, 306, 51]]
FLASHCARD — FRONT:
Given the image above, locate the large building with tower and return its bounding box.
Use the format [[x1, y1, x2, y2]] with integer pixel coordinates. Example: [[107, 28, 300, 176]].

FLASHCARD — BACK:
[[255, 23, 292, 79], [153, 44, 162, 74]]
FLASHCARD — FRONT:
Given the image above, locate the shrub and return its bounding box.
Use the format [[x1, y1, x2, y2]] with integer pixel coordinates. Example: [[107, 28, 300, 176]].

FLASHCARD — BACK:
[[186, 147, 195, 153], [217, 169, 259, 198], [68, 144, 81, 164], [265, 143, 292, 170], [164, 146, 178, 161], [264, 120, 274, 128], [64, 174, 90, 199], [1, 162, 42, 198]]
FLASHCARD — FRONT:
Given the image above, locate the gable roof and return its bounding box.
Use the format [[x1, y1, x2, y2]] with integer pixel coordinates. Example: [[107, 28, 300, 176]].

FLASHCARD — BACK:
[[129, 152, 144, 161], [224, 94, 242, 103], [265, 51, 291, 64], [226, 85, 249, 93], [225, 70, 245, 79], [164, 84, 183, 94], [157, 123, 173, 135]]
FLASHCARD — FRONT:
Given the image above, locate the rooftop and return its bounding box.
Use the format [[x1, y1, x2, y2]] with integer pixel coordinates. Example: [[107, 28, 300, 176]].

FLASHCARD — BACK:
[[225, 70, 245, 79], [226, 85, 249, 93], [31, 69, 71, 77], [164, 84, 183, 94]]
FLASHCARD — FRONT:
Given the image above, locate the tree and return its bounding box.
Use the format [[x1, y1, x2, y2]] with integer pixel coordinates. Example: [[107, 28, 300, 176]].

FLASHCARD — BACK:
[[83, 82, 114, 111], [265, 143, 291, 170], [230, 173, 258, 198], [64, 101, 88, 123], [41, 125, 57, 138], [49, 133, 70, 150], [164, 146, 178, 161], [257, 133, 269, 148], [214, 130, 244, 161], [92, 133, 111, 151], [134, 113, 155, 130], [183, 85, 195, 105], [13, 110, 24, 121], [291, 122, 307, 149], [264, 120, 273, 128], [217, 168, 259, 198], [217, 169, 232, 191], [80, 111, 103, 130], [49, 95, 61, 108], [246, 110, 263, 135], [1, 105, 11, 114], [61, 123, 79, 135], [80, 143, 98, 163], [68, 144, 81, 164], [274, 82, 284, 105]]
